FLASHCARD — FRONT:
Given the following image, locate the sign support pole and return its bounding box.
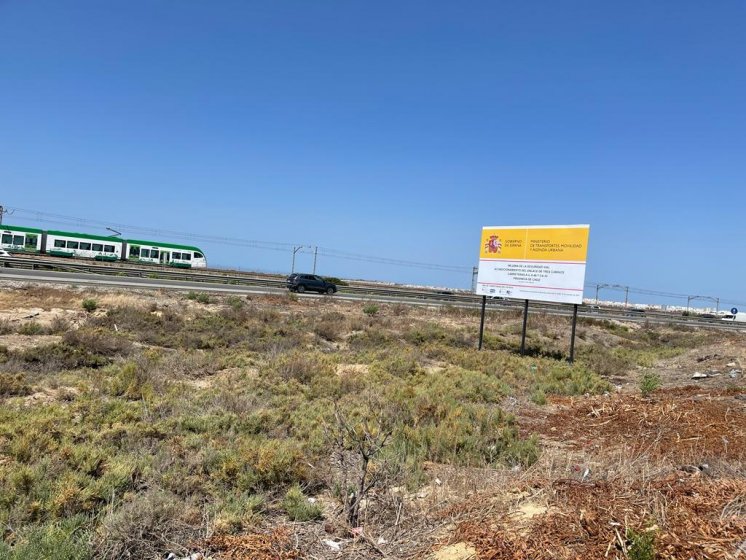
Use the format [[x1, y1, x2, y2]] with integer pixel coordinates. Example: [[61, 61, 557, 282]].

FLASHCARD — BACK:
[[568, 304, 578, 363], [520, 299, 529, 355], [477, 296, 487, 350]]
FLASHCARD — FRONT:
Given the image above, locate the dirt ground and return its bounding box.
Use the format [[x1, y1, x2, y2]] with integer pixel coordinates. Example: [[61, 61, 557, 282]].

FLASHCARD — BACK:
[[1, 282, 744, 559]]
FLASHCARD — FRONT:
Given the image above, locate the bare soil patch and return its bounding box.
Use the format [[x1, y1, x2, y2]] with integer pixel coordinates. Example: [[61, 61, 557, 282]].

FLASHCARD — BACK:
[[447, 472, 746, 559], [0, 334, 62, 351], [529, 387, 746, 463]]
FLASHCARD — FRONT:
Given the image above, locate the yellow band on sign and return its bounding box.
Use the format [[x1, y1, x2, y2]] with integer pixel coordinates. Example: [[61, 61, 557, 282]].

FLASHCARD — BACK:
[[480, 226, 589, 262]]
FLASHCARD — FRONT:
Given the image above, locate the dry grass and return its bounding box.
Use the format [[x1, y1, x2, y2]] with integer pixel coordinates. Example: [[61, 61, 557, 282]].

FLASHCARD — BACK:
[[0, 283, 743, 560]]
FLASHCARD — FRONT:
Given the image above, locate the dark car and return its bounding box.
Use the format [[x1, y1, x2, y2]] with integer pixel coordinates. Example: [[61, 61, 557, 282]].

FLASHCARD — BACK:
[[625, 308, 645, 316], [286, 273, 337, 294]]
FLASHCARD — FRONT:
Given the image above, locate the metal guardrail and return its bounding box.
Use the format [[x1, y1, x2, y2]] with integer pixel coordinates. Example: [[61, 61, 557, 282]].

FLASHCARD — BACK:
[[1, 255, 744, 330]]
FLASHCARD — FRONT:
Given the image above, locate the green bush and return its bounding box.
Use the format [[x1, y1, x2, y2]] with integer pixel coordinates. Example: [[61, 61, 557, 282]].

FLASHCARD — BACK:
[[626, 527, 657, 560], [639, 372, 662, 397], [282, 484, 323, 521], [0, 516, 92, 560], [530, 389, 547, 405], [187, 291, 211, 304], [363, 303, 379, 316], [81, 299, 98, 313], [18, 322, 45, 336], [196, 293, 211, 304], [226, 295, 244, 310], [534, 362, 611, 396]]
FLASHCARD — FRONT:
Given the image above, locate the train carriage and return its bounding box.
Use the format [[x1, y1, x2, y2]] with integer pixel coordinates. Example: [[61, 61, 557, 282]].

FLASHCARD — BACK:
[[125, 239, 207, 268], [0, 223, 207, 268], [0, 225, 44, 253], [45, 230, 123, 261]]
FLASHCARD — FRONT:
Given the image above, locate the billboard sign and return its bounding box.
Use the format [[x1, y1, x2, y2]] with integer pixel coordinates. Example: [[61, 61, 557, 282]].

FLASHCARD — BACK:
[[476, 225, 590, 305]]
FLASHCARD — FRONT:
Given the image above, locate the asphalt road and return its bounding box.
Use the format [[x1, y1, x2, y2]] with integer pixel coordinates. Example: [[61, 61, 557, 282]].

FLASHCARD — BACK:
[[0, 267, 743, 332]]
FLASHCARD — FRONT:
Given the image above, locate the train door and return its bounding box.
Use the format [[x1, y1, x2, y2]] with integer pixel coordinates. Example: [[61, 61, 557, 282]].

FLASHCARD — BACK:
[[160, 251, 170, 265]]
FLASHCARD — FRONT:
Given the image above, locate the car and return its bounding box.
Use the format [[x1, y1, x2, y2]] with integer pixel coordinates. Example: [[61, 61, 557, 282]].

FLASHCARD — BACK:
[[286, 273, 337, 294]]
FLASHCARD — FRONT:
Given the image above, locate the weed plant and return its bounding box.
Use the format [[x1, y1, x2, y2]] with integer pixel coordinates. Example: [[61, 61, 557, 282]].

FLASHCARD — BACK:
[[0, 294, 659, 558]]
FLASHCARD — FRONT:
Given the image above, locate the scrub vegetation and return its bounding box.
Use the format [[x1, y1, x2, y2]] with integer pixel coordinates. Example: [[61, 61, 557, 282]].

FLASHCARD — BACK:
[[0, 285, 740, 559]]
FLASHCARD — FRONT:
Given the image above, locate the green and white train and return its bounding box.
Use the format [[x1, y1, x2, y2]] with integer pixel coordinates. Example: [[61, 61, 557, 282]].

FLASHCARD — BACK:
[[0, 224, 207, 268]]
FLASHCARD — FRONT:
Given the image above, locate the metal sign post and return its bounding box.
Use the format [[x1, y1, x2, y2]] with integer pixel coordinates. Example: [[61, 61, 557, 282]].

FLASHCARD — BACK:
[[520, 299, 529, 355], [568, 304, 579, 363], [477, 295, 487, 350]]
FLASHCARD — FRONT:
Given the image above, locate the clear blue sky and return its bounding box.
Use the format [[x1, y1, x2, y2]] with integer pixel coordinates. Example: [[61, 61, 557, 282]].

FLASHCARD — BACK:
[[1, 1, 744, 306]]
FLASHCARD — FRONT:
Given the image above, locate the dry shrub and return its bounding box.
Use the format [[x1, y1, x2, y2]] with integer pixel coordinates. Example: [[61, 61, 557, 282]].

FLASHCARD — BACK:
[[157, 349, 219, 379], [0, 372, 32, 396], [10, 343, 109, 372], [64, 328, 133, 357], [48, 315, 72, 334], [18, 321, 46, 335], [93, 305, 184, 346], [265, 351, 335, 385], [95, 489, 200, 560], [313, 312, 346, 342]]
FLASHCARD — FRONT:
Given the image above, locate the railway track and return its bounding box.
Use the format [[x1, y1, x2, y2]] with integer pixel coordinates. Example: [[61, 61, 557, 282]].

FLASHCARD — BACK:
[[1, 255, 744, 331]]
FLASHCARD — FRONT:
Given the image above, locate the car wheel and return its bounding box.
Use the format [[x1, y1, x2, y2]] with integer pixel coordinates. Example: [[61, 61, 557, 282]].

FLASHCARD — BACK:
[[326, 286, 334, 295], [297, 285, 305, 293]]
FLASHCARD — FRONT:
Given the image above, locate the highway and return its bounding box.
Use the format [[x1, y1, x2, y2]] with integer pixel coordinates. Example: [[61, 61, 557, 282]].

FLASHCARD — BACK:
[[0, 257, 744, 331]]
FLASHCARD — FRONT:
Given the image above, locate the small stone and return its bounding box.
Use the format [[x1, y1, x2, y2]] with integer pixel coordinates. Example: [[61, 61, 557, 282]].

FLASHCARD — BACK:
[[692, 372, 709, 379], [323, 539, 342, 551]]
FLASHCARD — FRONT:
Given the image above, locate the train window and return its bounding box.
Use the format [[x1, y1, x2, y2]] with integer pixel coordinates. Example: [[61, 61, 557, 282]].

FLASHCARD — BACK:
[[13, 235, 24, 246], [140, 249, 150, 258], [183, 253, 191, 260], [172, 252, 181, 260], [129, 246, 140, 257], [80, 242, 92, 251], [104, 245, 115, 253], [1, 234, 11, 244], [54, 240, 65, 248], [194, 252, 204, 259], [67, 241, 79, 249], [25, 235, 37, 248], [92, 244, 103, 252], [151, 250, 159, 259]]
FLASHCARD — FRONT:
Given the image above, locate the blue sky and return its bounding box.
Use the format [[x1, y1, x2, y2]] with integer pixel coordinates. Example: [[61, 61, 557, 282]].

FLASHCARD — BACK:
[[1, 1, 744, 306]]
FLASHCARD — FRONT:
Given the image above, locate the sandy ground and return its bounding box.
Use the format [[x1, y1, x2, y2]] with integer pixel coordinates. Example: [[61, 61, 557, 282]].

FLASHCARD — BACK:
[[1, 282, 744, 559]]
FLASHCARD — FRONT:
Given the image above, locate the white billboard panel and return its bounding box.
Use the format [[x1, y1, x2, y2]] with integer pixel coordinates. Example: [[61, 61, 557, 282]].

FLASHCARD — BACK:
[[476, 225, 590, 305]]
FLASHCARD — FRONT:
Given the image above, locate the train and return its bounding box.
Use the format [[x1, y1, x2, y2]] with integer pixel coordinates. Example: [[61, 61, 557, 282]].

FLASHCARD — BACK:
[[0, 224, 207, 268]]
